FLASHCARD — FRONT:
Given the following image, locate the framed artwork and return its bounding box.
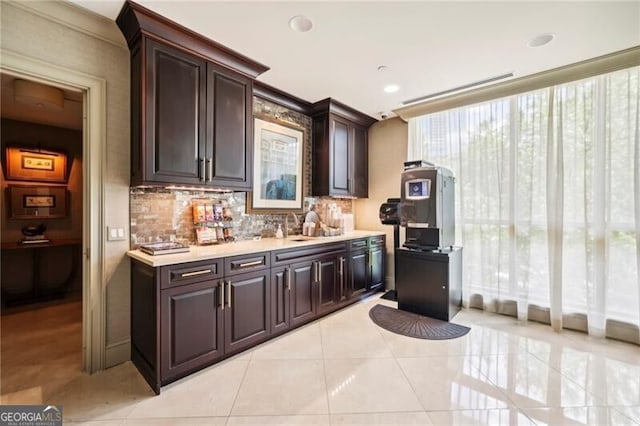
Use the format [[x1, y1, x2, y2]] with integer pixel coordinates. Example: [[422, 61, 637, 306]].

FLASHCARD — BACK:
[[247, 116, 304, 213], [7, 185, 68, 219], [5, 146, 68, 183]]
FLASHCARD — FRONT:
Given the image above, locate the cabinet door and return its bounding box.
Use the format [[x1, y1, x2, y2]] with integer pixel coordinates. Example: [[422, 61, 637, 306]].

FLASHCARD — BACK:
[[330, 117, 351, 196], [368, 246, 385, 291], [145, 39, 206, 184], [290, 261, 316, 327], [349, 249, 368, 298], [396, 252, 449, 321], [351, 124, 368, 198], [224, 269, 271, 354], [161, 280, 223, 382], [207, 64, 252, 189], [271, 266, 290, 335], [317, 257, 339, 315]]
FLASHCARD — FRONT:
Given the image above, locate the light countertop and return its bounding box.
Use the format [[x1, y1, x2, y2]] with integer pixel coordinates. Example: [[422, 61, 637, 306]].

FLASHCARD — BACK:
[[127, 230, 385, 267]]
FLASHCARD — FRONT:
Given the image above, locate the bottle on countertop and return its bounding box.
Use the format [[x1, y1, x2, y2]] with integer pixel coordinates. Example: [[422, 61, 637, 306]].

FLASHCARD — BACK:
[[275, 224, 284, 239]]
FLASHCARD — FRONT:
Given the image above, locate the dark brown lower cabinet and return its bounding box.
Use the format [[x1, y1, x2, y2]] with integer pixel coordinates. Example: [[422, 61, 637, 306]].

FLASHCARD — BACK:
[[289, 261, 315, 328], [368, 244, 385, 291], [224, 269, 271, 354], [131, 235, 386, 394], [316, 255, 339, 315], [349, 249, 368, 298], [160, 279, 224, 383]]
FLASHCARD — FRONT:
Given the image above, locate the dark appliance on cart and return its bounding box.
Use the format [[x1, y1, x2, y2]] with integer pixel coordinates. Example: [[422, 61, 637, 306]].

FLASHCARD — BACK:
[[379, 161, 462, 321]]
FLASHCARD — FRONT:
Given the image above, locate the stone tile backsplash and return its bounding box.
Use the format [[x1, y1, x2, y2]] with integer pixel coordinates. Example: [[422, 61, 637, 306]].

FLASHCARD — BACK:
[[129, 188, 353, 248]]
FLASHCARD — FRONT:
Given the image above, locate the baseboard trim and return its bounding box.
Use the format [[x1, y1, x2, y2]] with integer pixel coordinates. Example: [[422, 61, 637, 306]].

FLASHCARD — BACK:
[[105, 338, 130, 368]]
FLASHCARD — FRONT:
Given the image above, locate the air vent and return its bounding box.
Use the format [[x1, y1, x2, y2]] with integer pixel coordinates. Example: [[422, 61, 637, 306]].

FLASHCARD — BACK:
[[402, 72, 514, 105]]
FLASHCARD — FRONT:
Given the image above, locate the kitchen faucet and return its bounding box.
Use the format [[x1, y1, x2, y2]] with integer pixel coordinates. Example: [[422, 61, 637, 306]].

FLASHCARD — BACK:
[[283, 212, 300, 238]]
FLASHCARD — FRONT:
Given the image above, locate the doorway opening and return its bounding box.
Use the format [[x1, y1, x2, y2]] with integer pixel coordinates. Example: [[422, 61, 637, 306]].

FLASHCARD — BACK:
[[0, 73, 85, 403]]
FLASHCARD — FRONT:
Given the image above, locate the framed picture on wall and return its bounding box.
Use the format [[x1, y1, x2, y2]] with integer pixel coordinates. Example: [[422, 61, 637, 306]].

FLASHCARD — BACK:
[[247, 116, 304, 213], [5, 146, 68, 183], [7, 185, 69, 219]]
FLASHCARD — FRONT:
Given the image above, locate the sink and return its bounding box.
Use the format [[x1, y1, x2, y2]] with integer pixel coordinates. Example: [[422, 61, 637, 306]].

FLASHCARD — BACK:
[[287, 237, 314, 242]]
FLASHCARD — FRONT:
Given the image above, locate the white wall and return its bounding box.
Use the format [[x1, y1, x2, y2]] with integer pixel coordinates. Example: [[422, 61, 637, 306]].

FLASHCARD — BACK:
[[0, 1, 131, 367], [354, 117, 407, 288]]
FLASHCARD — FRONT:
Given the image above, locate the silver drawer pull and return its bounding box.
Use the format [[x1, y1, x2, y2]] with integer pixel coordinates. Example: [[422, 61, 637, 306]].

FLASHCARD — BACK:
[[239, 260, 263, 268], [180, 269, 211, 278]]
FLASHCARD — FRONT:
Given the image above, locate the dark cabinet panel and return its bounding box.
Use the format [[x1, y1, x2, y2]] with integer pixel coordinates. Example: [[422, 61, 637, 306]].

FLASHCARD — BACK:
[[290, 261, 315, 327], [396, 247, 462, 321], [207, 65, 253, 188], [368, 246, 384, 292], [311, 99, 376, 198], [160, 280, 223, 382], [349, 249, 368, 298], [127, 37, 254, 189], [317, 257, 339, 315], [331, 118, 350, 196], [352, 124, 368, 198], [271, 266, 291, 335], [145, 39, 206, 185], [224, 270, 271, 354]]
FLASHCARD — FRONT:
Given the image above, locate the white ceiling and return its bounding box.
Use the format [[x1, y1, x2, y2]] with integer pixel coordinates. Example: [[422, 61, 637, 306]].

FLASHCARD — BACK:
[[67, 1, 640, 119]]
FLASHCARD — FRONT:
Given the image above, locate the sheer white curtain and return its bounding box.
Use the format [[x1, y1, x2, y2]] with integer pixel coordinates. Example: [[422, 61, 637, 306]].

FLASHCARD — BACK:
[[409, 67, 640, 342]]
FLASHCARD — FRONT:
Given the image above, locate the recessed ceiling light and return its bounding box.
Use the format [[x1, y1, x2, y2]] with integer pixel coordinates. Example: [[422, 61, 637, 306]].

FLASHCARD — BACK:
[[384, 84, 399, 93], [289, 15, 313, 32], [527, 33, 555, 48]]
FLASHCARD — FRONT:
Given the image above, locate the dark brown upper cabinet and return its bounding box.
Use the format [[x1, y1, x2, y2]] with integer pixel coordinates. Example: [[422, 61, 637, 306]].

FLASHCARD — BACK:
[[117, 1, 268, 189], [312, 99, 377, 198]]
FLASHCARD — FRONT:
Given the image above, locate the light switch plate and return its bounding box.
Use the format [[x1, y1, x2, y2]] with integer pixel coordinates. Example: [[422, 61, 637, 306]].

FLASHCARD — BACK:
[[107, 226, 126, 241]]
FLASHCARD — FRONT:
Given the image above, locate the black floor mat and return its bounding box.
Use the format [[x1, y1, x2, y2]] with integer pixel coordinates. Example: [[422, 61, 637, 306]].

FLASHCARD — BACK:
[[369, 304, 470, 340], [380, 289, 397, 301]]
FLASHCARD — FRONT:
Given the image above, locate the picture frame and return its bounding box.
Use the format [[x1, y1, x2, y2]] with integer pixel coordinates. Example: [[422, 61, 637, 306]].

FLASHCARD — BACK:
[[247, 116, 304, 213], [7, 185, 69, 219], [5, 146, 68, 183]]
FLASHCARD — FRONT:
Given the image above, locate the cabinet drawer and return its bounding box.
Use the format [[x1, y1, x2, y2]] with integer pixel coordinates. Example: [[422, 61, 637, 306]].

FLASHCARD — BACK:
[[369, 235, 385, 248], [349, 238, 368, 251], [224, 252, 270, 276], [272, 242, 347, 266], [160, 259, 223, 289]]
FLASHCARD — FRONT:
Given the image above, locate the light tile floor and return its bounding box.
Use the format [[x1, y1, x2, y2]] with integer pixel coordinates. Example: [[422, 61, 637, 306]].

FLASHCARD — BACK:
[[4, 295, 640, 425]]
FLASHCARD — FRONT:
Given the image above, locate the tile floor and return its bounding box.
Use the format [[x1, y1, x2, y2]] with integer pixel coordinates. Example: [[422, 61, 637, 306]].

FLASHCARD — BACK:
[[3, 295, 640, 425]]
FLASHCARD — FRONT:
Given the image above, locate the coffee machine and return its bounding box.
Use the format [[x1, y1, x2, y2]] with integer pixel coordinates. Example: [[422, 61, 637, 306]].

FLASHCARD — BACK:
[[400, 164, 455, 250], [379, 161, 462, 322]]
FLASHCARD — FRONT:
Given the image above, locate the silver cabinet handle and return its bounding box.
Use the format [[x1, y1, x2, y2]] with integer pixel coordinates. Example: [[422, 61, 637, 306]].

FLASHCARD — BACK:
[[180, 269, 211, 278], [220, 281, 225, 310], [207, 157, 213, 182], [200, 158, 205, 181], [227, 281, 232, 309], [239, 260, 263, 268], [286, 268, 291, 291]]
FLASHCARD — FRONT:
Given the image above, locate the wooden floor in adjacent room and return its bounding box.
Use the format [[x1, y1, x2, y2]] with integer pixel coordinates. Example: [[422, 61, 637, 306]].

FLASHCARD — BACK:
[[0, 300, 82, 404]]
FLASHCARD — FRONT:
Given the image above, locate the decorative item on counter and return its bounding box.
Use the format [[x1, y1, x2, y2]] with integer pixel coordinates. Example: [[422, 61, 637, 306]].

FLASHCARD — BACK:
[[139, 241, 190, 255], [20, 223, 49, 244], [192, 199, 234, 245], [303, 204, 320, 236], [275, 224, 284, 238]]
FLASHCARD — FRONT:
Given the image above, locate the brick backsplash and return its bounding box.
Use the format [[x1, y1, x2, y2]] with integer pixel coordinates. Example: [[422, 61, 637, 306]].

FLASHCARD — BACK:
[[129, 96, 353, 248]]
